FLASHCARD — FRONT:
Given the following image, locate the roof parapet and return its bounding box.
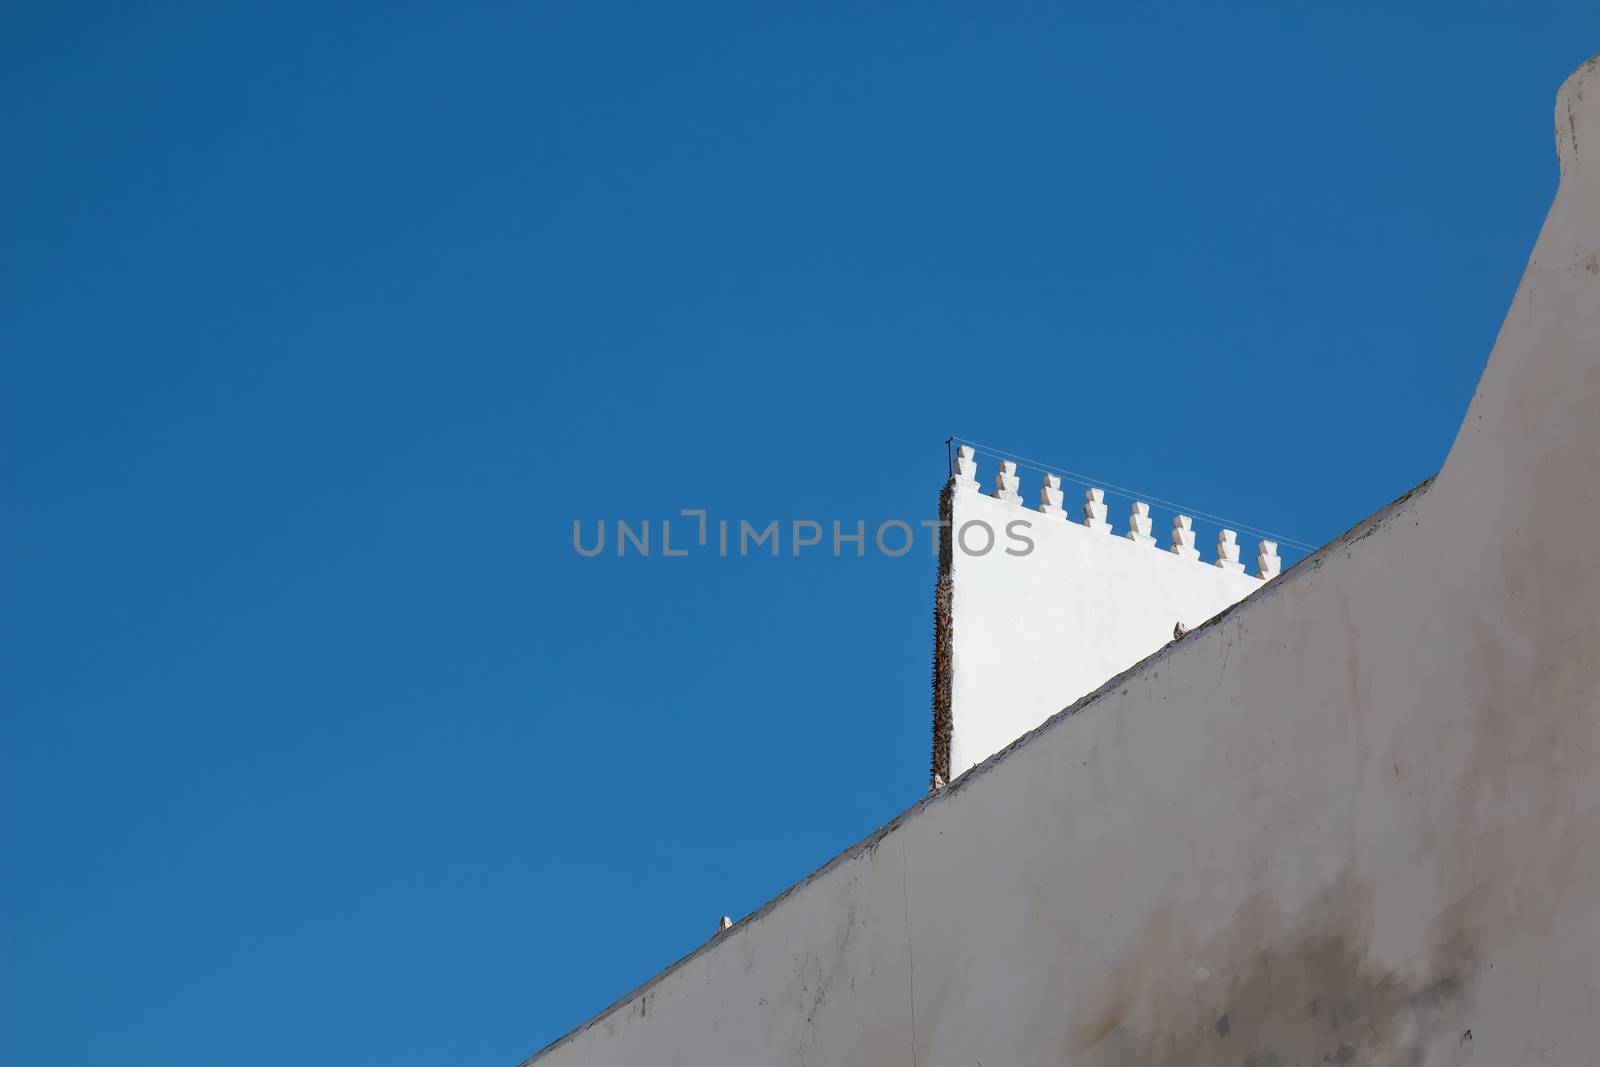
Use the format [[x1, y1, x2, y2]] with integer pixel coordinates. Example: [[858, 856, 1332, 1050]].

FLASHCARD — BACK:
[[951, 449, 1281, 579]]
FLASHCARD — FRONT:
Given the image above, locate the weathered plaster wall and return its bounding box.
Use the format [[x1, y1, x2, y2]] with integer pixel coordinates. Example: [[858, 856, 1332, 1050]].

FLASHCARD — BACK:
[[524, 57, 1600, 1067], [941, 480, 1267, 781]]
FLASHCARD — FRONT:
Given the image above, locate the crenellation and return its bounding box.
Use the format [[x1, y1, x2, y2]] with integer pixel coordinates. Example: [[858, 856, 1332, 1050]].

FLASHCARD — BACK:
[[992, 460, 1022, 505], [945, 447, 1288, 579], [1215, 529, 1245, 573], [1257, 540, 1281, 580], [953, 444, 979, 492], [1082, 488, 1110, 533], [1169, 515, 1200, 561], [1126, 501, 1155, 546], [1038, 473, 1065, 518]]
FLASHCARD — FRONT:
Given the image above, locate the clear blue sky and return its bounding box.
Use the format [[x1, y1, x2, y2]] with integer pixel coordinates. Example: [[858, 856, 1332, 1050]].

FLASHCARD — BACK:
[[3, 4, 1595, 1064]]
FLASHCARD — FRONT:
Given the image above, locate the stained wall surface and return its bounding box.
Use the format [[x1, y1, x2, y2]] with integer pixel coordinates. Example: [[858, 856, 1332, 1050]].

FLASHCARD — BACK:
[[524, 57, 1600, 1067]]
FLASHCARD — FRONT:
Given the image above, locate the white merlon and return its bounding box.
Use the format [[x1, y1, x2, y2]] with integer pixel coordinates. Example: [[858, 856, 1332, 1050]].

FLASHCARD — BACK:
[[1169, 514, 1200, 560], [1126, 501, 1155, 546], [1257, 539, 1281, 580], [953, 444, 978, 492], [991, 460, 1022, 505], [1215, 529, 1244, 572], [1082, 487, 1110, 532], [1037, 473, 1065, 518]]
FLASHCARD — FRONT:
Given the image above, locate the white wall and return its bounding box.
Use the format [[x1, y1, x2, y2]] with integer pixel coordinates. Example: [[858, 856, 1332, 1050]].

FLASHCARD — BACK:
[[525, 55, 1600, 1067], [945, 485, 1265, 779]]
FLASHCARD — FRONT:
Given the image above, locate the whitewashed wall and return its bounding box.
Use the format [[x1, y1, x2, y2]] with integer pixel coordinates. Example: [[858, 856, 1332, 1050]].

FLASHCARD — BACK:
[[525, 56, 1600, 1067], [943, 482, 1266, 780]]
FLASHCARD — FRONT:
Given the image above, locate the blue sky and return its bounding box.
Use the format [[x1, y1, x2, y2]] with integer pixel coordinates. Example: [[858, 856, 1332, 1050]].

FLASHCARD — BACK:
[[3, 4, 1595, 1064]]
